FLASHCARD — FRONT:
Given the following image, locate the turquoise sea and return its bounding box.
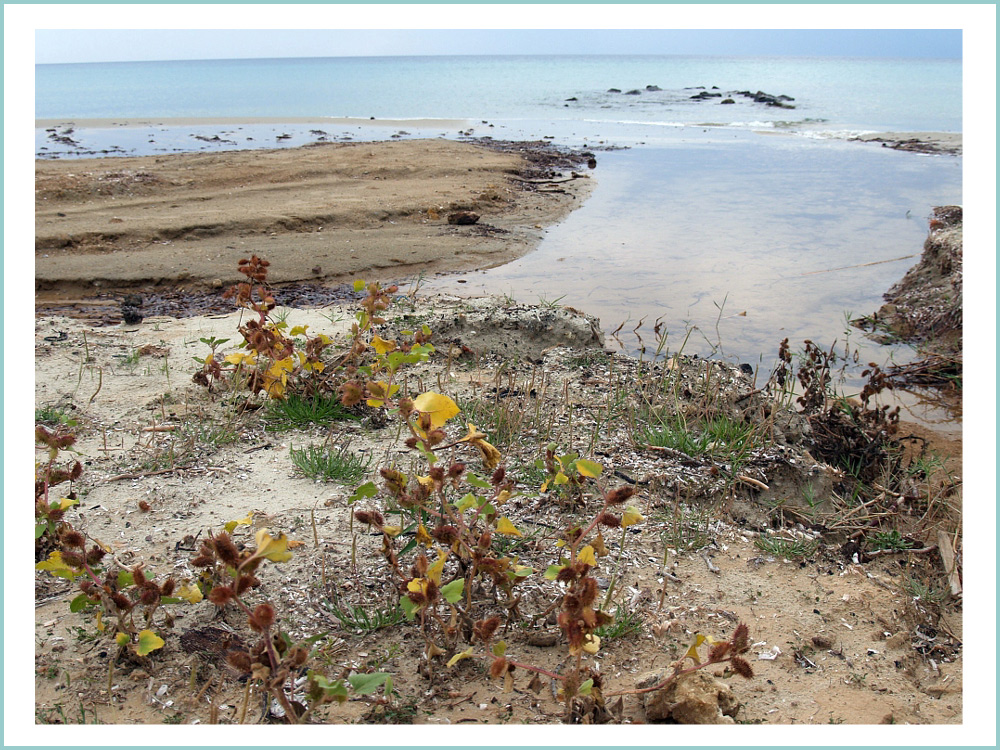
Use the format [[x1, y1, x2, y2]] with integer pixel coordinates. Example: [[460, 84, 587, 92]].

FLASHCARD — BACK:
[[34, 54, 963, 426]]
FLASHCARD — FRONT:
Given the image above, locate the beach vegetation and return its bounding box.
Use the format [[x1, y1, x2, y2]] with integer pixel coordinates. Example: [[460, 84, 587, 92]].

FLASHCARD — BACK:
[[290, 441, 373, 484]]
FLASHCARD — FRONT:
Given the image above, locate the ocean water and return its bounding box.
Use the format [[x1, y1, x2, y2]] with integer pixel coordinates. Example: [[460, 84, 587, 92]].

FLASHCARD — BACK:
[[35, 54, 961, 142], [34, 54, 963, 426]]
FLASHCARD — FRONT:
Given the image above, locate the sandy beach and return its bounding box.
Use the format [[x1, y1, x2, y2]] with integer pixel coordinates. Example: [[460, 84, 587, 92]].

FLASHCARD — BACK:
[[35, 138, 594, 303]]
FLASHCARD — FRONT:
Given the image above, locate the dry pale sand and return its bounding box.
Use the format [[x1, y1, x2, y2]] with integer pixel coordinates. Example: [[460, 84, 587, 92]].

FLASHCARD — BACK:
[[35, 138, 594, 301]]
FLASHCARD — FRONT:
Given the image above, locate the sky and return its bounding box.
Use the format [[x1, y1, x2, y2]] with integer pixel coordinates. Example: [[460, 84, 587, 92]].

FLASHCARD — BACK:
[[35, 28, 962, 65]]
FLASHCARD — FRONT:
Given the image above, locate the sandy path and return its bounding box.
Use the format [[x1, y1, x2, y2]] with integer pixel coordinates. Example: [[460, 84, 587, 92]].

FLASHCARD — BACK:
[[35, 139, 594, 299]]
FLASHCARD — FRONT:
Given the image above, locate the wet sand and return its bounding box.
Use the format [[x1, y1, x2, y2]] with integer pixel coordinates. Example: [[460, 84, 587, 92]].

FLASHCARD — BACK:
[[35, 138, 595, 301]]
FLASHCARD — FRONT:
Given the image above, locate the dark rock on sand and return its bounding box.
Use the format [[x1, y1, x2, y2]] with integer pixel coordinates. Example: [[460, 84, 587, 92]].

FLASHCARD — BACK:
[[447, 211, 480, 226], [121, 293, 143, 325], [607, 88, 621, 93], [625, 89, 642, 95]]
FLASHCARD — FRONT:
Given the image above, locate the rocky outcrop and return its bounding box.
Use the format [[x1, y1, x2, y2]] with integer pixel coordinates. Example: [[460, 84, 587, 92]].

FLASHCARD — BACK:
[[734, 90, 796, 108], [391, 295, 604, 361], [869, 206, 962, 356], [638, 671, 741, 724]]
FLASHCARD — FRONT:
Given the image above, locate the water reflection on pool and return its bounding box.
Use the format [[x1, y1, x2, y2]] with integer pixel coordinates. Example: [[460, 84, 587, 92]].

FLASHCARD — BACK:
[[423, 134, 962, 430]]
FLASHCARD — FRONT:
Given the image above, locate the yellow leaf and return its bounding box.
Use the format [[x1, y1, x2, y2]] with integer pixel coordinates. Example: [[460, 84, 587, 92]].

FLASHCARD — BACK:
[[382, 525, 402, 538], [407, 577, 428, 595], [34, 551, 83, 579], [135, 629, 165, 656], [446, 647, 475, 668], [577, 545, 597, 566], [287, 539, 307, 548], [224, 352, 257, 366], [684, 634, 710, 664], [582, 634, 601, 654], [289, 325, 309, 336], [426, 551, 447, 585], [495, 517, 522, 537], [473, 438, 502, 470], [416, 475, 435, 488], [371, 334, 397, 355], [266, 356, 295, 378], [415, 524, 433, 546], [253, 528, 293, 563], [495, 489, 511, 506], [459, 423, 488, 443], [58, 496, 79, 511], [576, 458, 603, 478], [175, 583, 204, 604], [621, 506, 645, 528], [115, 632, 130, 647], [554, 471, 569, 486], [411, 392, 460, 430], [224, 511, 254, 534], [96, 610, 105, 633]]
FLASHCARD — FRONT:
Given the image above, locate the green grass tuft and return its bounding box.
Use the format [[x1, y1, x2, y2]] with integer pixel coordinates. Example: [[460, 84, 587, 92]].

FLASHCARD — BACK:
[[290, 443, 372, 483], [264, 394, 359, 432]]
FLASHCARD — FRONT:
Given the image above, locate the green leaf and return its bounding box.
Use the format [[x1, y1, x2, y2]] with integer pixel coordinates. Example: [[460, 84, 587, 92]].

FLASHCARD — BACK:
[[117, 571, 135, 588], [349, 481, 378, 505], [575, 458, 603, 478], [348, 672, 392, 696], [440, 579, 465, 604], [353, 279, 366, 292], [400, 597, 420, 621], [467, 473, 491, 490], [308, 671, 349, 703], [115, 632, 130, 647], [544, 565, 565, 581], [399, 537, 418, 557], [454, 493, 478, 513], [69, 593, 93, 613], [510, 565, 533, 579], [135, 629, 165, 656], [35, 524, 47, 539], [578, 678, 594, 696], [492, 641, 507, 657]]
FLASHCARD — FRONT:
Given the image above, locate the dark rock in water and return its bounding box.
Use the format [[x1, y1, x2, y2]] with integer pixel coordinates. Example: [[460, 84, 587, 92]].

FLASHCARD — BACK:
[[737, 90, 796, 109], [739, 363, 754, 375], [625, 89, 642, 95], [607, 88, 621, 93], [587, 157, 597, 169], [121, 293, 143, 325], [447, 211, 480, 226], [690, 91, 723, 100], [720, 98, 735, 104], [645, 85, 661, 91], [565, 97, 578, 102]]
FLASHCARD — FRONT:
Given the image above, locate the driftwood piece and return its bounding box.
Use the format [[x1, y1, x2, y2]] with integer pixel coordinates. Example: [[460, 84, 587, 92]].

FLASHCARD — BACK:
[[936, 529, 962, 597]]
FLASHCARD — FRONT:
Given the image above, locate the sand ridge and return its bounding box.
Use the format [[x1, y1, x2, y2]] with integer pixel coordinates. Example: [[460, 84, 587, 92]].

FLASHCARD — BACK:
[[35, 138, 595, 300]]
